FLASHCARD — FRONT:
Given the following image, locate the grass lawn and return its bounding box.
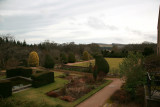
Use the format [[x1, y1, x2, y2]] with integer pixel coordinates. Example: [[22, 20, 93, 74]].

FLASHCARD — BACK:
[[72, 58, 124, 70], [1, 70, 112, 107], [10, 77, 112, 107], [0, 75, 5, 80]]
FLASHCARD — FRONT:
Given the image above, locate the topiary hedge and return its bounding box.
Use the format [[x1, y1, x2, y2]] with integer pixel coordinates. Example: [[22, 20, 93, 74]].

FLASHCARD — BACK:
[[31, 71, 54, 88], [6, 67, 32, 78], [44, 54, 55, 69], [0, 80, 12, 98], [94, 54, 109, 74]]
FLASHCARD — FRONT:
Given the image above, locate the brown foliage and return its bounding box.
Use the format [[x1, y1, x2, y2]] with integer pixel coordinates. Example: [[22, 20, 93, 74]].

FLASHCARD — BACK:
[[110, 89, 130, 103], [46, 91, 59, 97], [60, 96, 75, 102]]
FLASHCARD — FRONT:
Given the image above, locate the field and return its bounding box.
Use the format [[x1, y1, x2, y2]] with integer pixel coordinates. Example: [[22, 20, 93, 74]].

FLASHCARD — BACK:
[[72, 58, 124, 70]]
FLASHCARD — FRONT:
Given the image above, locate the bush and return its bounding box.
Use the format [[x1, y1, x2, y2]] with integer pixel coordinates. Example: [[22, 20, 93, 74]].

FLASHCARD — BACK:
[[82, 51, 89, 61], [68, 53, 76, 63], [6, 67, 32, 78], [144, 55, 160, 71], [60, 53, 68, 64], [44, 54, 55, 68], [119, 53, 145, 98], [0, 80, 12, 98], [94, 54, 109, 74], [31, 71, 54, 88], [110, 89, 130, 103], [28, 51, 39, 67], [142, 47, 154, 56]]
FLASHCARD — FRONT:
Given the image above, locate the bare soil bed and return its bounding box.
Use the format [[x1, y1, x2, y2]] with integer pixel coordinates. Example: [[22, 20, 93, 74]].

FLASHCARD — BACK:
[[46, 74, 107, 102]]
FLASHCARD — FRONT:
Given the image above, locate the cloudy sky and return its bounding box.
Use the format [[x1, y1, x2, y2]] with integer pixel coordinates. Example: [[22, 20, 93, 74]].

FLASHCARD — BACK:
[[0, 0, 159, 44]]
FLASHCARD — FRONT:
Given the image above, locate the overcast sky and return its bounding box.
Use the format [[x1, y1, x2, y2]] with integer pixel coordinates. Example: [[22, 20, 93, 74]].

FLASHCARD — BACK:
[[0, 0, 159, 44]]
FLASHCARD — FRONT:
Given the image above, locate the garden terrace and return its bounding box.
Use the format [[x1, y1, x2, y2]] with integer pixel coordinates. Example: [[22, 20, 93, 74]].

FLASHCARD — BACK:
[[0, 69, 112, 107]]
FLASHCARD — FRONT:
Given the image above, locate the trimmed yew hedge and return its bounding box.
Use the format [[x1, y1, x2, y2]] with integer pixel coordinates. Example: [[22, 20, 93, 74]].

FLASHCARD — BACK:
[[6, 67, 32, 78], [0, 80, 12, 98], [31, 71, 54, 88]]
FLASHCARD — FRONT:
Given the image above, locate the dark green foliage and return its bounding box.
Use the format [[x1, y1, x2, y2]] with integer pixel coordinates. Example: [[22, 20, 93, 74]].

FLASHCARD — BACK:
[[88, 63, 93, 73], [44, 54, 55, 68], [93, 66, 98, 81], [101, 50, 128, 58], [31, 71, 54, 88], [60, 65, 89, 72], [144, 55, 160, 71], [60, 53, 68, 64], [119, 53, 145, 98], [142, 47, 154, 56], [68, 53, 76, 63], [6, 67, 32, 78], [0, 80, 12, 98], [94, 54, 109, 74]]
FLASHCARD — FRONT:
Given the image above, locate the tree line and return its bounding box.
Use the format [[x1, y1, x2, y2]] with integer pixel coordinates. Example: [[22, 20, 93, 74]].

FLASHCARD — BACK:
[[0, 34, 100, 69]]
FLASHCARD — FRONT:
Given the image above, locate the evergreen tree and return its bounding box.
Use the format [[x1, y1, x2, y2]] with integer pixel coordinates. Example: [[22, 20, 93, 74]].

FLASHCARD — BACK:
[[44, 54, 55, 68], [68, 53, 76, 63]]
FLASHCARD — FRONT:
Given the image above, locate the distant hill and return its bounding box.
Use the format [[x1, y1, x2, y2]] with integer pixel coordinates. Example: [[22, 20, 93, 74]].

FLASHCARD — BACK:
[[95, 43, 126, 50]]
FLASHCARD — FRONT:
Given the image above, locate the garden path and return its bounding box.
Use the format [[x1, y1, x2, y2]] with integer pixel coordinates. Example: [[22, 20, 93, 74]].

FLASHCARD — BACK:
[[65, 60, 94, 66], [76, 78, 123, 107]]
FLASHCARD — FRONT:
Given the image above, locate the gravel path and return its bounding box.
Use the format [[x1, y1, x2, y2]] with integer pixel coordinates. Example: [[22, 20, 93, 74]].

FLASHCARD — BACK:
[[65, 60, 94, 66], [76, 78, 123, 107]]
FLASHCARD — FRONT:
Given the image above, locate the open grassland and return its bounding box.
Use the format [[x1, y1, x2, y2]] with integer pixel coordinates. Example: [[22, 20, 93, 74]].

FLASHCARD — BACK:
[[72, 58, 124, 70]]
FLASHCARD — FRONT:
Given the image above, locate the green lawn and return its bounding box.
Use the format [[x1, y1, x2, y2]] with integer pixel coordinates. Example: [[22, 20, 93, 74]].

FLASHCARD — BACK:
[[0, 75, 5, 80], [72, 58, 124, 70], [12, 78, 111, 107], [0, 71, 112, 107]]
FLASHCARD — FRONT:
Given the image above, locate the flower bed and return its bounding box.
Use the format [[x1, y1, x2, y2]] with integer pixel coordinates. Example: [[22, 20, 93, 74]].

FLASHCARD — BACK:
[[46, 75, 107, 102]]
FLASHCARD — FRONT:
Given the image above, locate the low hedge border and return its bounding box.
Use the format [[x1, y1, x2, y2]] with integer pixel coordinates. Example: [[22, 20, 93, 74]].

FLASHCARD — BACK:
[[6, 67, 32, 78], [60, 65, 91, 73], [0, 80, 12, 98], [31, 71, 54, 88]]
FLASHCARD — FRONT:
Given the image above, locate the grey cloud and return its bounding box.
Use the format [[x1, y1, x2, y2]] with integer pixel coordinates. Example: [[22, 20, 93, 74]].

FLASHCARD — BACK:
[[87, 17, 118, 30]]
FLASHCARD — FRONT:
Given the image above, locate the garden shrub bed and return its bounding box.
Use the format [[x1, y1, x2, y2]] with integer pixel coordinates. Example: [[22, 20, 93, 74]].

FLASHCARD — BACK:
[[46, 74, 109, 102], [0, 80, 12, 98]]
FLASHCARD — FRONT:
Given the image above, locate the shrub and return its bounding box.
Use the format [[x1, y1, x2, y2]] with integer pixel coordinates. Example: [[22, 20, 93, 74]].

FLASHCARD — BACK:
[[31, 71, 54, 88], [0, 80, 12, 98], [28, 51, 39, 67], [44, 54, 55, 68], [88, 63, 93, 73], [144, 55, 160, 71], [119, 53, 145, 98], [6, 67, 32, 78], [142, 47, 154, 56], [82, 51, 89, 61], [93, 66, 98, 81], [60, 53, 68, 64], [110, 89, 130, 103], [68, 53, 76, 63], [94, 54, 109, 74]]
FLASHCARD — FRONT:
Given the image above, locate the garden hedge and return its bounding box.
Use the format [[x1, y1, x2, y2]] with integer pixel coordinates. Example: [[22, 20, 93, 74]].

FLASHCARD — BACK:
[[31, 71, 54, 88], [0, 80, 12, 98], [6, 67, 32, 78]]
